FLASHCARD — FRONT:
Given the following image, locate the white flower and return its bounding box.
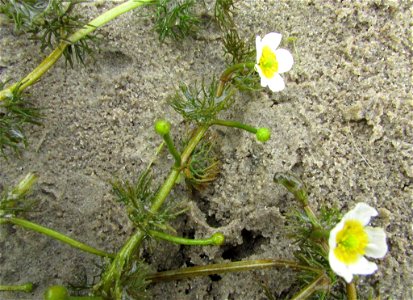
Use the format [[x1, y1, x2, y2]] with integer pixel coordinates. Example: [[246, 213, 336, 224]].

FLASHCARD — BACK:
[[255, 32, 294, 92], [328, 202, 388, 283]]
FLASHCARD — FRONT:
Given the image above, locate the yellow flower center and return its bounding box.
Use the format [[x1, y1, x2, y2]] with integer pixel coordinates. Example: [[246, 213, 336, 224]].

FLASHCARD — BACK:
[[259, 46, 279, 79], [334, 220, 369, 264]]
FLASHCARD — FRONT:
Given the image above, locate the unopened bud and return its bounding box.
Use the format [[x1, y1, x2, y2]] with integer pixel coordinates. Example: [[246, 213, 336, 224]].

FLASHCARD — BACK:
[[154, 119, 171, 135], [44, 285, 69, 300], [256, 128, 271, 142], [10, 173, 37, 199], [211, 232, 225, 245]]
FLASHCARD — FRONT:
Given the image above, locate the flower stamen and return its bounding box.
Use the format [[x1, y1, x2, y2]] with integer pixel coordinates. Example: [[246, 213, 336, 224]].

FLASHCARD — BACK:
[[259, 46, 279, 79], [334, 220, 369, 264]]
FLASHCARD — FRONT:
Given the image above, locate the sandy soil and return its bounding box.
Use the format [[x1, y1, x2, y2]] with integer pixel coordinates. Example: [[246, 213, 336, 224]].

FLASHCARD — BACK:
[[1, 0, 412, 299]]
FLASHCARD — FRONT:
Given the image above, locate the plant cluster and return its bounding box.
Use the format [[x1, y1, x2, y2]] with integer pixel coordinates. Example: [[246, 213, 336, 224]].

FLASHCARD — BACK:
[[0, 1, 388, 300]]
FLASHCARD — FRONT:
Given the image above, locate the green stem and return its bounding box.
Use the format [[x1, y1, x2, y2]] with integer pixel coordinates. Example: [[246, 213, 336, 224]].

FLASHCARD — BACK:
[[95, 125, 210, 299], [216, 62, 255, 97], [150, 125, 209, 213], [210, 119, 257, 134], [304, 205, 320, 228], [94, 230, 145, 299], [310, 228, 330, 240], [149, 230, 224, 246], [44, 285, 103, 300], [163, 132, 181, 167], [0, 283, 33, 293], [302, 205, 330, 254], [68, 0, 154, 44], [95, 60, 257, 294], [146, 259, 322, 282], [0, 0, 155, 101], [1, 217, 114, 258], [291, 272, 330, 300], [346, 282, 358, 300]]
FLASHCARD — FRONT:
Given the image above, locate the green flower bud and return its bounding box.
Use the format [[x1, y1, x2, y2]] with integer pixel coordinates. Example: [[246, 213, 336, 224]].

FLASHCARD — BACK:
[[256, 128, 271, 142], [154, 119, 171, 135], [43, 285, 69, 300], [10, 173, 37, 199], [274, 172, 308, 205], [211, 232, 225, 245]]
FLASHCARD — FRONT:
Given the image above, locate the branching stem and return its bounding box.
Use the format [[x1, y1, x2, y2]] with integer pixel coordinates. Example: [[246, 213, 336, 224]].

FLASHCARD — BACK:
[[216, 62, 255, 97], [0, 0, 155, 101], [93, 230, 145, 299], [94, 125, 210, 298], [95, 46, 257, 300]]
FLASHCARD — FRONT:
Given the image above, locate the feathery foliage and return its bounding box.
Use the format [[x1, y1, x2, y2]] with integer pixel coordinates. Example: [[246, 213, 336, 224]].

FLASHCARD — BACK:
[[169, 80, 234, 123], [0, 81, 42, 157], [121, 260, 151, 300], [154, 0, 200, 41], [112, 169, 186, 232], [276, 173, 344, 299], [183, 136, 219, 190], [223, 29, 254, 64], [214, 0, 235, 30], [0, 0, 95, 66]]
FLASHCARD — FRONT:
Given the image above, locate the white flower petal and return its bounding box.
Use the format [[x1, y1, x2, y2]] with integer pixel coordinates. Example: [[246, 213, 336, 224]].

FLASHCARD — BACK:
[[267, 74, 285, 92], [343, 202, 378, 225], [329, 250, 354, 283], [261, 76, 268, 88], [275, 49, 294, 73], [255, 65, 267, 87], [365, 227, 388, 258], [348, 256, 378, 276], [256, 36, 263, 63], [328, 219, 345, 249], [262, 32, 282, 51]]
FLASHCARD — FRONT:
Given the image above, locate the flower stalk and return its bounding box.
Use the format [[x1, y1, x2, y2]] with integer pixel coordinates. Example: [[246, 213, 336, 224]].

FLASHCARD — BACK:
[[149, 230, 225, 246], [154, 120, 181, 167], [0, 283, 33, 293], [211, 119, 257, 134], [346, 282, 358, 300], [44, 285, 103, 300], [210, 119, 271, 142], [0, 216, 114, 258]]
